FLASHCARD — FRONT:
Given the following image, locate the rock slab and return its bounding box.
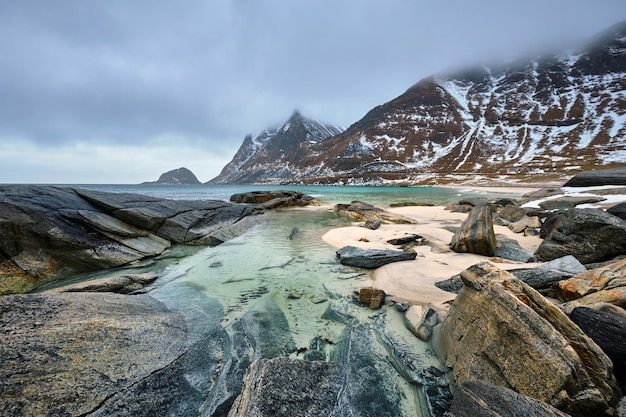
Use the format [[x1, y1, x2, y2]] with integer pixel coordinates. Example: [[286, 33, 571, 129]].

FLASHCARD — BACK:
[[336, 245, 417, 269]]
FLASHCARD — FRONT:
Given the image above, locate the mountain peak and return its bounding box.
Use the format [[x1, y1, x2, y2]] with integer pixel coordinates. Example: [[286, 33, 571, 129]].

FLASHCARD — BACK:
[[143, 167, 201, 185]]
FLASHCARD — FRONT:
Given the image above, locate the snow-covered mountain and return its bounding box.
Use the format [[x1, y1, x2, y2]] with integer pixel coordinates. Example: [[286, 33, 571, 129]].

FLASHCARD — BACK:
[[212, 21, 626, 185], [209, 110, 344, 183]]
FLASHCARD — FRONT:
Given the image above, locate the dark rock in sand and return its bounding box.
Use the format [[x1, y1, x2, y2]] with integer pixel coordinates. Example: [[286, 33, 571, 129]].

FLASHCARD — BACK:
[[357, 287, 386, 308], [450, 203, 497, 256], [364, 218, 381, 230], [440, 262, 621, 416], [509, 255, 587, 290], [564, 167, 626, 187], [445, 380, 572, 417], [608, 202, 626, 221], [230, 190, 319, 208], [336, 246, 417, 269], [494, 234, 535, 263], [535, 208, 626, 264], [0, 185, 262, 294], [568, 307, 626, 391]]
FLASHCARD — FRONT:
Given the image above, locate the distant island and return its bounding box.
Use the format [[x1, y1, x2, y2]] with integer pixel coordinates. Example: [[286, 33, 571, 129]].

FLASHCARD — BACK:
[[142, 167, 201, 185]]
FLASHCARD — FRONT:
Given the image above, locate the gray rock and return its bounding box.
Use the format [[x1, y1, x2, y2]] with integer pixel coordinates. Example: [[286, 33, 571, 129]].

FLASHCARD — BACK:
[[564, 167, 626, 187], [336, 246, 417, 268], [405, 305, 439, 341], [45, 272, 158, 294], [495, 234, 535, 263], [445, 380, 572, 417], [509, 255, 587, 290], [0, 292, 187, 417], [450, 203, 497, 256], [507, 215, 542, 233], [608, 202, 626, 221], [229, 190, 319, 208], [333, 201, 416, 224], [617, 396, 626, 417], [535, 208, 626, 264], [539, 196, 607, 210], [435, 275, 464, 294]]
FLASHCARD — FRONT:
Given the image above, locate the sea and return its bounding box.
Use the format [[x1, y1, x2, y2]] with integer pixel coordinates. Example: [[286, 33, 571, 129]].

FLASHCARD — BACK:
[[45, 183, 521, 415]]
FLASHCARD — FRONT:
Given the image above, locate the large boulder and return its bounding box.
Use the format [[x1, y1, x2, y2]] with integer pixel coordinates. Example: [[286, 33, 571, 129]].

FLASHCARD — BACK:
[[535, 208, 626, 264], [557, 258, 626, 302], [608, 202, 626, 221], [445, 380, 571, 417], [229, 190, 319, 208], [336, 246, 417, 268], [440, 262, 621, 416], [0, 185, 262, 294], [509, 255, 587, 290], [450, 203, 497, 256], [564, 167, 626, 187]]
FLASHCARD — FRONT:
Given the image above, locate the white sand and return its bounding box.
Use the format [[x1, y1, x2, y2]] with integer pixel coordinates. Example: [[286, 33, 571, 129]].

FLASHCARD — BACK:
[[322, 205, 543, 306]]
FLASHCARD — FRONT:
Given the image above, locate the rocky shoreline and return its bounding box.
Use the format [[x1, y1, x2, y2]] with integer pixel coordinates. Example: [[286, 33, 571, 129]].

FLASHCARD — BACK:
[[1, 174, 626, 416]]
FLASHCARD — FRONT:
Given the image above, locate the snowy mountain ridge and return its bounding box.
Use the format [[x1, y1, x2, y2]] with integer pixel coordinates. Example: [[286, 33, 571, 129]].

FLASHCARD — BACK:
[[211, 21, 626, 185]]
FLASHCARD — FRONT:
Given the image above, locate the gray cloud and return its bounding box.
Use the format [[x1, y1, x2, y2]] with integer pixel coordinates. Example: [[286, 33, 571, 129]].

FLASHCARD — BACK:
[[1, 0, 625, 182]]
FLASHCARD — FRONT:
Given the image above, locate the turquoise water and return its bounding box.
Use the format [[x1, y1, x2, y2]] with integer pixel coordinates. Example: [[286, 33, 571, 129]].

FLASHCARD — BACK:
[[66, 183, 493, 206]]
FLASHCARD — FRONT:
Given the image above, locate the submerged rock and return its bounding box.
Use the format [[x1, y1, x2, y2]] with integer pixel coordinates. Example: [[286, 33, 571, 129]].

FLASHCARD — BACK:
[[336, 246, 417, 268], [230, 190, 319, 208], [333, 200, 416, 224], [440, 262, 621, 416], [450, 203, 497, 256]]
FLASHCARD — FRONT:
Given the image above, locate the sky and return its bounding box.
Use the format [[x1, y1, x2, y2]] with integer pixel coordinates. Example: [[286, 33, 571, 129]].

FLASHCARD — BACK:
[[1, 1, 625, 184]]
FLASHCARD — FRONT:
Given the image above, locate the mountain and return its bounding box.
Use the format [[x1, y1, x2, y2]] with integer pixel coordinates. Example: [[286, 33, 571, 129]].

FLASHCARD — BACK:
[[143, 167, 201, 185], [209, 111, 344, 183], [214, 22, 626, 185]]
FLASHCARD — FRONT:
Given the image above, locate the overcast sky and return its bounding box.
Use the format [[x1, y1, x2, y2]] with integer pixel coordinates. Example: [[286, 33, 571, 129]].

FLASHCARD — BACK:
[[1, 1, 625, 184]]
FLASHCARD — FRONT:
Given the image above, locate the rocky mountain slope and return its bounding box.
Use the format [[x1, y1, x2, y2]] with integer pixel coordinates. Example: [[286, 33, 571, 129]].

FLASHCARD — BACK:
[[209, 111, 344, 184], [213, 21, 626, 185]]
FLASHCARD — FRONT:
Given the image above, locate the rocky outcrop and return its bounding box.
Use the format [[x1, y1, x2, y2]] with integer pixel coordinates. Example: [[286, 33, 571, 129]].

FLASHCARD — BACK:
[[564, 167, 626, 187], [450, 203, 497, 256], [142, 167, 201, 184], [45, 272, 158, 294], [445, 380, 572, 417], [0, 185, 262, 294], [336, 246, 417, 268], [230, 190, 319, 208], [535, 208, 626, 264], [440, 262, 621, 416], [333, 200, 416, 224], [0, 292, 187, 417]]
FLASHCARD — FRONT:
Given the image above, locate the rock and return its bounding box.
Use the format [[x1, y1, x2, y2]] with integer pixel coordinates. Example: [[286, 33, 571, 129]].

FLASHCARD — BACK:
[[364, 218, 381, 230], [535, 208, 626, 264], [445, 380, 572, 417], [450, 203, 497, 256], [0, 292, 187, 417], [494, 234, 535, 262], [387, 234, 424, 247], [357, 287, 386, 308], [521, 187, 563, 202], [508, 215, 542, 233], [46, 272, 158, 294], [539, 196, 607, 210], [389, 201, 434, 207], [229, 190, 319, 208], [617, 397, 626, 417], [435, 275, 464, 294], [336, 246, 417, 269], [509, 255, 587, 290], [228, 358, 343, 417], [564, 167, 626, 187], [608, 202, 626, 221], [142, 167, 201, 185], [404, 305, 439, 341], [440, 262, 621, 416], [565, 287, 626, 309], [333, 200, 416, 224], [0, 185, 262, 294], [557, 259, 626, 301], [499, 204, 547, 222], [568, 307, 626, 391]]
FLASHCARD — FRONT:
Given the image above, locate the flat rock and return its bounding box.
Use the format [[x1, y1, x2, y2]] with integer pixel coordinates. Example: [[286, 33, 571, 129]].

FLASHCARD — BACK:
[[440, 262, 621, 416], [229, 190, 319, 208], [0, 292, 187, 417], [333, 200, 416, 224], [564, 167, 626, 187], [535, 208, 626, 264], [539, 196, 607, 210], [558, 258, 626, 301], [45, 272, 158, 294], [336, 246, 417, 269]]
